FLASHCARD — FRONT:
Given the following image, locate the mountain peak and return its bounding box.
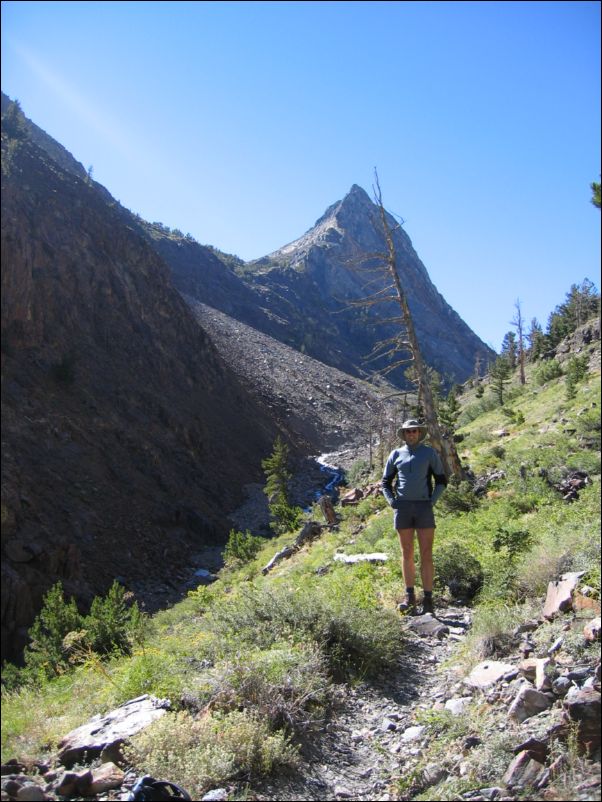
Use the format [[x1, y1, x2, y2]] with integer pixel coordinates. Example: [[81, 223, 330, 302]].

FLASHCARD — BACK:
[[265, 184, 375, 262]]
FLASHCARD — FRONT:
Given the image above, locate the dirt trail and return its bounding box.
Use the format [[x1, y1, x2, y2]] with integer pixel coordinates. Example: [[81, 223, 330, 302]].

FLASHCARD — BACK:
[[251, 604, 472, 801]]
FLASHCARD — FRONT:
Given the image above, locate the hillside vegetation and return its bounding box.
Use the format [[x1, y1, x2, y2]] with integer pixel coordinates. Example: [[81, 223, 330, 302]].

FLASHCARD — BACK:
[[2, 322, 600, 801]]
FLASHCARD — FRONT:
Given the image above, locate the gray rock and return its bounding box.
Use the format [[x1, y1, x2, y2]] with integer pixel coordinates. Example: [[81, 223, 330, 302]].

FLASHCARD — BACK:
[[445, 697, 472, 715], [508, 687, 552, 722], [401, 725, 426, 742], [15, 785, 48, 801], [464, 661, 516, 690], [58, 695, 171, 767], [201, 790, 229, 801], [552, 676, 573, 696]]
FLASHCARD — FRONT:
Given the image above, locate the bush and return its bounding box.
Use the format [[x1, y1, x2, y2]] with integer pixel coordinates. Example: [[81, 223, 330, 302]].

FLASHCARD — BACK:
[[565, 355, 590, 399], [24, 582, 84, 679], [126, 709, 298, 799], [21, 581, 146, 683], [206, 582, 402, 681], [533, 359, 563, 386], [224, 529, 267, 567], [438, 480, 480, 513], [434, 542, 484, 599], [492, 526, 535, 561], [347, 459, 371, 485], [575, 407, 601, 443], [84, 581, 145, 656], [200, 644, 329, 733]]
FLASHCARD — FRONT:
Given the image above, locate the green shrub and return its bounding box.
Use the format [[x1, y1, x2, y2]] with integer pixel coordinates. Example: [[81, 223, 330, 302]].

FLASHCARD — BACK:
[[84, 581, 146, 656], [533, 359, 563, 386], [438, 480, 480, 513], [199, 644, 329, 733], [492, 526, 535, 561], [224, 529, 267, 566], [126, 709, 298, 799], [347, 459, 371, 485], [19, 581, 146, 684], [575, 407, 601, 443], [434, 542, 484, 599], [206, 582, 402, 681], [23, 582, 84, 680], [489, 445, 506, 460]]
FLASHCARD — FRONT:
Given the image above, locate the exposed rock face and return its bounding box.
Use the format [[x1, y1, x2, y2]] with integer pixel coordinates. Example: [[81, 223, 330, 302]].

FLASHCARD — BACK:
[[250, 184, 494, 383], [1, 131, 280, 660]]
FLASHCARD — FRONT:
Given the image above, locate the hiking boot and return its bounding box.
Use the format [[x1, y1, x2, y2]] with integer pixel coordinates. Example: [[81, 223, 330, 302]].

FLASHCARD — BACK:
[[420, 595, 434, 615], [398, 592, 417, 615]]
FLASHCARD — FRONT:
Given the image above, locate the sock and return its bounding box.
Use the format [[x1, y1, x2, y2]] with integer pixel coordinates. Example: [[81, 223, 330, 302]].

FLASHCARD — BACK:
[[406, 587, 415, 596], [423, 590, 432, 598]]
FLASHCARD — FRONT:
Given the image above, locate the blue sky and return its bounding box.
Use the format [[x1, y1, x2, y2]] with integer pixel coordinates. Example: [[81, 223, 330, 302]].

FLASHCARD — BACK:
[[2, 1, 600, 351]]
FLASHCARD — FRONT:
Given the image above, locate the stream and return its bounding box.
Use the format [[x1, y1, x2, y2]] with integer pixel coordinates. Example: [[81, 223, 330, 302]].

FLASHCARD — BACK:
[[314, 452, 346, 498]]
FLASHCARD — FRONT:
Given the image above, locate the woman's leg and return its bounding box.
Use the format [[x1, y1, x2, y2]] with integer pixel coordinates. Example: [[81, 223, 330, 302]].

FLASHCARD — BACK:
[[416, 528, 435, 592], [397, 528, 416, 588]]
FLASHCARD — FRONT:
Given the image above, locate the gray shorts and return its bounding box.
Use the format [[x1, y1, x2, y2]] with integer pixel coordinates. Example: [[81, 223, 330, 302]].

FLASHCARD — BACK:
[[393, 501, 436, 530]]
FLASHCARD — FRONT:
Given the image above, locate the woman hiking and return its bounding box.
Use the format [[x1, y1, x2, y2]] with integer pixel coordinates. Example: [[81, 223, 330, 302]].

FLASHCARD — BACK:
[[381, 419, 447, 615]]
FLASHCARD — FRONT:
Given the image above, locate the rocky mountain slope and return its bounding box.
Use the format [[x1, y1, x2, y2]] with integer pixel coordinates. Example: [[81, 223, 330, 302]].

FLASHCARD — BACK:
[[0, 126, 286, 661]]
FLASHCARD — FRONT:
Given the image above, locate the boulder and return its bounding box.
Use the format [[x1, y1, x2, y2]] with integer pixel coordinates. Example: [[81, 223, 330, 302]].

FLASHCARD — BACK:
[[88, 762, 125, 794], [340, 488, 364, 506], [508, 687, 552, 723], [464, 661, 516, 690], [583, 617, 601, 642], [503, 750, 546, 789], [562, 686, 601, 753], [58, 695, 171, 767], [542, 571, 584, 620], [333, 552, 388, 564]]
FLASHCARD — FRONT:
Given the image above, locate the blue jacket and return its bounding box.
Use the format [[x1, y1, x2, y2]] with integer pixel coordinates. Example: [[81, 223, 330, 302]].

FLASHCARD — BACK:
[[381, 443, 447, 506]]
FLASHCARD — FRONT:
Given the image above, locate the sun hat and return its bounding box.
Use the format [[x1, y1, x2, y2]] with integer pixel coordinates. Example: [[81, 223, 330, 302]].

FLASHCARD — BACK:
[[397, 419, 428, 441]]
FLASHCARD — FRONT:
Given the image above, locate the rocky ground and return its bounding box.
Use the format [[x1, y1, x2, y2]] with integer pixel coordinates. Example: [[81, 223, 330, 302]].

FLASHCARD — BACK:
[[249, 603, 474, 801], [187, 299, 403, 457], [4, 587, 599, 802]]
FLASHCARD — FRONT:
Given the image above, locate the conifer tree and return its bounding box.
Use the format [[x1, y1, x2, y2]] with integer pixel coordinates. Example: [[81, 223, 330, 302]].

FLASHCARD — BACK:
[[527, 317, 546, 361], [262, 436, 302, 534], [511, 299, 526, 385], [490, 356, 512, 405], [500, 331, 517, 369]]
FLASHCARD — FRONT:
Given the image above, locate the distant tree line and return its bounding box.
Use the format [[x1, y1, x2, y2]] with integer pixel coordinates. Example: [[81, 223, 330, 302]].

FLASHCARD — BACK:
[[483, 278, 600, 406]]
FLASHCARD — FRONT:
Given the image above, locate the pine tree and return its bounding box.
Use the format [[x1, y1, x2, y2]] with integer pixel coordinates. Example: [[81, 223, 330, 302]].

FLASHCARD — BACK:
[[262, 436, 301, 534], [490, 357, 512, 405], [24, 582, 83, 678], [527, 318, 546, 361], [500, 331, 517, 369], [547, 279, 600, 347]]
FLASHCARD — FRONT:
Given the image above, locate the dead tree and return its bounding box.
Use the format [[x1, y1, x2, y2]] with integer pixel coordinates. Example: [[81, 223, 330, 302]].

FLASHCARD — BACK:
[[511, 299, 526, 386], [345, 171, 463, 479]]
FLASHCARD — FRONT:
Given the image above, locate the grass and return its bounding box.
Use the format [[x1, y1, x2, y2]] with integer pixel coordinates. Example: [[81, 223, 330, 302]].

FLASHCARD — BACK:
[[2, 349, 601, 799]]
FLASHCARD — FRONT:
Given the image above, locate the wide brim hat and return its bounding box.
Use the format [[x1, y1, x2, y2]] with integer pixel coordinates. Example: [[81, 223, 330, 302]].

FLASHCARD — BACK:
[[397, 419, 428, 442]]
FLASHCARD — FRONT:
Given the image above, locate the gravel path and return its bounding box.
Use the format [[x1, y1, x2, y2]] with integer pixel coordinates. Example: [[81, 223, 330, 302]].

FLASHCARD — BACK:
[[250, 605, 472, 801]]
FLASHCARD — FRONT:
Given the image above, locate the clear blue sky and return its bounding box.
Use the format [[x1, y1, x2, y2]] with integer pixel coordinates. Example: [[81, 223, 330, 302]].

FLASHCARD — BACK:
[[2, 1, 600, 351]]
